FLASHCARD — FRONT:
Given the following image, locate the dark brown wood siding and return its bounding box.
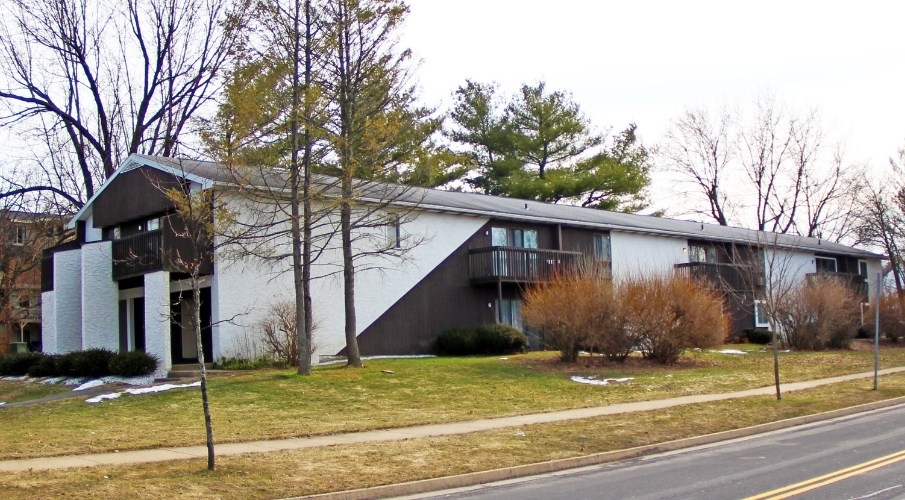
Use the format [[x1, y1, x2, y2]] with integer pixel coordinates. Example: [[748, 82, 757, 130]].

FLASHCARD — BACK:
[[93, 167, 180, 228], [351, 220, 548, 355]]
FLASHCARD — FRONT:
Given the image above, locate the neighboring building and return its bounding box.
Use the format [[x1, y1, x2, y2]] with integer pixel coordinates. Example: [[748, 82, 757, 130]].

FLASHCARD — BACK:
[[41, 155, 884, 374], [1, 210, 63, 353]]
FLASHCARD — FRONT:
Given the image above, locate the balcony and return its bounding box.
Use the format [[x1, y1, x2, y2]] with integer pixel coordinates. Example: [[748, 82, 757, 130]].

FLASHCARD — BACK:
[[806, 271, 868, 300], [674, 262, 762, 291], [468, 246, 585, 284], [112, 229, 163, 280]]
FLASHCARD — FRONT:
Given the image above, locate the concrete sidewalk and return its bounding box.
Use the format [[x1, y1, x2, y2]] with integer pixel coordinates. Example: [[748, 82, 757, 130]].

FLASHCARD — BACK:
[[2, 366, 904, 474]]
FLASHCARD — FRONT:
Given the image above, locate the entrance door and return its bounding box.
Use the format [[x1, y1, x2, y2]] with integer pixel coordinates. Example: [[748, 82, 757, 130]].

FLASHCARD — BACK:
[[170, 287, 213, 364]]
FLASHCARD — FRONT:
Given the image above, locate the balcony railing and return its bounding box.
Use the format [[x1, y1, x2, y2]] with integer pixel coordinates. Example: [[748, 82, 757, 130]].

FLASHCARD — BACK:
[[468, 246, 585, 284], [806, 271, 868, 300], [112, 229, 163, 280], [675, 262, 762, 291]]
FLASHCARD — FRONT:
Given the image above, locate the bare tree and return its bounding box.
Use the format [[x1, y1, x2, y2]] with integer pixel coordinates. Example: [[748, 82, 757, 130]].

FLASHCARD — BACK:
[[661, 105, 733, 226], [0, 0, 248, 209], [660, 95, 861, 244], [857, 170, 905, 295]]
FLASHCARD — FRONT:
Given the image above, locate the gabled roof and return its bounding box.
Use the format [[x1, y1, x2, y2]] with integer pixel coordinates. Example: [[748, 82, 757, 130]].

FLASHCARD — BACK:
[[72, 154, 885, 260]]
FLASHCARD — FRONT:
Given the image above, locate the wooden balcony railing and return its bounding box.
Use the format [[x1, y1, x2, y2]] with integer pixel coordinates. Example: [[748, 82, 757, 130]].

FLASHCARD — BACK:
[[112, 229, 163, 280], [675, 262, 762, 291], [468, 246, 585, 284], [806, 271, 868, 300]]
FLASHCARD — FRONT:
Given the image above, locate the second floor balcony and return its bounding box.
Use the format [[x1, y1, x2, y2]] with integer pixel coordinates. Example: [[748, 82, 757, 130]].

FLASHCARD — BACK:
[[112, 227, 213, 280], [806, 271, 868, 301], [674, 262, 763, 291], [468, 246, 585, 284]]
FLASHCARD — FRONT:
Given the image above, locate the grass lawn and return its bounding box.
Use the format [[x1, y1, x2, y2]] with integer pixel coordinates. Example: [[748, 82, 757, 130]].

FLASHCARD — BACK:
[[2, 372, 905, 500], [0, 341, 903, 461], [0, 380, 71, 404]]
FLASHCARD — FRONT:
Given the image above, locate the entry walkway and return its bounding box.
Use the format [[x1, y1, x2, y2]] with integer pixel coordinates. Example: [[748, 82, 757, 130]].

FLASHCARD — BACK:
[[2, 367, 904, 473]]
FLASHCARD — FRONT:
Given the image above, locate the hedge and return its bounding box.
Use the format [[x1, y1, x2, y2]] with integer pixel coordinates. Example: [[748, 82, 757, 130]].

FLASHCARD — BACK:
[[0, 350, 159, 378], [437, 324, 528, 356]]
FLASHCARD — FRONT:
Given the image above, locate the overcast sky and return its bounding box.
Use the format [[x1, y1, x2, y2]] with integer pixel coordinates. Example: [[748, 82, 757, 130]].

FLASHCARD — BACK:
[[401, 0, 905, 214]]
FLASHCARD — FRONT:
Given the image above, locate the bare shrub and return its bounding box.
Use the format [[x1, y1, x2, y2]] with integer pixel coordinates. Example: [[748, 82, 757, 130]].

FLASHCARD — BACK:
[[775, 276, 860, 350], [621, 274, 727, 364], [864, 294, 905, 342], [260, 301, 299, 367], [523, 264, 632, 362]]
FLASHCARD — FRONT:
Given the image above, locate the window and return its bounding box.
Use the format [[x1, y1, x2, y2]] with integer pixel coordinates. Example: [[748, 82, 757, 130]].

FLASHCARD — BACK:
[[147, 218, 160, 231], [498, 298, 524, 331], [490, 227, 538, 248], [754, 300, 770, 328], [594, 234, 611, 261], [385, 218, 401, 248], [815, 257, 837, 273], [14, 226, 26, 245], [858, 260, 869, 278], [689, 245, 715, 263], [112, 227, 121, 240]]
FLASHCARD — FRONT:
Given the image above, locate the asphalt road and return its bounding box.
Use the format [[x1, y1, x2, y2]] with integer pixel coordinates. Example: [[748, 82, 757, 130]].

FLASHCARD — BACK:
[[425, 404, 905, 500]]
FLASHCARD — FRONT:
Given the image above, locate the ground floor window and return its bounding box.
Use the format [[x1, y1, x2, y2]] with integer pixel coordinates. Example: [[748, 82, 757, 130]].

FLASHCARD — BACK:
[[754, 300, 770, 328], [118, 295, 146, 353], [497, 298, 524, 331]]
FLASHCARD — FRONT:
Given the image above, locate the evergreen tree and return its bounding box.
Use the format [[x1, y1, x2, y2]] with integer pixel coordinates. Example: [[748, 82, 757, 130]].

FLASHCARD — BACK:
[[449, 81, 652, 211]]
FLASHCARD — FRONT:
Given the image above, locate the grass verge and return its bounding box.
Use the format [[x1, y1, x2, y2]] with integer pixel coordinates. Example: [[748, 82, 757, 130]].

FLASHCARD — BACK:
[[0, 343, 903, 460], [2, 372, 905, 500], [0, 381, 71, 404]]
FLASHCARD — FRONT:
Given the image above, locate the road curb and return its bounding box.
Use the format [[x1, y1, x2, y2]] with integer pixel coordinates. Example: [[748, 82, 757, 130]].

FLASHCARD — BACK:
[[290, 395, 905, 500]]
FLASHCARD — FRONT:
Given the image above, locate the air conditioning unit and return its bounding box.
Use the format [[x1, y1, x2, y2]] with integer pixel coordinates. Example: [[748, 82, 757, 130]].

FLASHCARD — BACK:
[[8, 342, 28, 353]]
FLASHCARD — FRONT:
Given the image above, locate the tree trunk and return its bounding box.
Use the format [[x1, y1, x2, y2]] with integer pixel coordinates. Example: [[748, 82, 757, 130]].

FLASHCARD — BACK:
[[341, 183, 362, 367], [290, 0, 311, 375], [302, 0, 315, 364], [192, 274, 216, 470]]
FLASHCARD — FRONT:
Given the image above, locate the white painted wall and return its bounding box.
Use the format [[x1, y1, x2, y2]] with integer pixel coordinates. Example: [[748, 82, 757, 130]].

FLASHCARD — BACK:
[[765, 248, 815, 291], [610, 231, 687, 279], [84, 214, 103, 242], [80, 241, 119, 350], [41, 291, 56, 353], [144, 271, 171, 375], [309, 210, 488, 357], [213, 197, 488, 361], [51, 249, 82, 353]]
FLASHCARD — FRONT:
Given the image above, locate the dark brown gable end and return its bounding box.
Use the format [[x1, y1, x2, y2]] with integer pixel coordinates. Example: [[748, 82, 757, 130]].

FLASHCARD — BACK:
[[92, 166, 181, 228]]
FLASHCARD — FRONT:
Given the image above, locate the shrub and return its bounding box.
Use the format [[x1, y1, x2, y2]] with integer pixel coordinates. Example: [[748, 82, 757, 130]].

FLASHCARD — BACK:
[[744, 328, 773, 345], [108, 351, 159, 377], [621, 274, 727, 364], [864, 293, 905, 342], [259, 300, 300, 366], [67, 348, 115, 378], [524, 263, 633, 362], [437, 328, 480, 355], [477, 324, 528, 354], [0, 352, 45, 376], [216, 357, 285, 370], [27, 355, 61, 377], [775, 276, 860, 350]]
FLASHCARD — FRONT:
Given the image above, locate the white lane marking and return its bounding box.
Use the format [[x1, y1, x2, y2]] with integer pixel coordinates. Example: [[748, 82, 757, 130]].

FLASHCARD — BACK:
[[849, 484, 902, 499]]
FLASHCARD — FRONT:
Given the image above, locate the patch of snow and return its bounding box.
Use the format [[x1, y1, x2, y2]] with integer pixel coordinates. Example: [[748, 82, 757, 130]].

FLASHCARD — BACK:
[[498, 357, 509, 360], [1, 376, 28, 381], [318, 355, 437, 366], [124, 381, 200, 395], [84, 381, 201, 404], [74, 379, 106, 391], [41, 377, 67, 385], [0, 401, 5, 406], [85, 393, 122, 404], [63, 378, 86, 386], [715, 349, 748, 355], [570, 376, 634, 386]]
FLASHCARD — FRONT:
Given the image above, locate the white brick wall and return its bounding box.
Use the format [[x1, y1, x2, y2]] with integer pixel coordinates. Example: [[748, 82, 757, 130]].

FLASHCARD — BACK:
[[80, 241, 119, 350], [52, 249, 82, 353], [144, 271, 172, 375]]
